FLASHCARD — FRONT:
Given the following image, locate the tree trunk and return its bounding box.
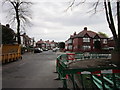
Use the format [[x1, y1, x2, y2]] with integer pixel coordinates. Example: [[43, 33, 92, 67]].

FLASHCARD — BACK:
[[17, 18, 21, 44], [111, 51, 120, 65], [112, 1, 120, 65], [16, 3, 21, 44], [107, 1, 118, 50], [104, 0, 120, 64], [117, 1, 120, 51]]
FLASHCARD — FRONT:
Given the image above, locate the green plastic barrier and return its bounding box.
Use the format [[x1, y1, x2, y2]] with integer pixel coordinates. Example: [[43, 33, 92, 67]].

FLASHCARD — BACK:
[[56, 53, 120, 89]]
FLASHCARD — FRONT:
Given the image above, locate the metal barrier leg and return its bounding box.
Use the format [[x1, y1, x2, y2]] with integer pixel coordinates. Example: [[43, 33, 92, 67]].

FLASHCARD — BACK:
[[58, 73, 61, 80], [71, 74, 76, 90], [54, 72, 61, 80], [112, 73, 117, 90], [63, 79, 67, 89], [80, 74, 85, 90], [90, 74, 94, 89], [101, 74, 105, 90]]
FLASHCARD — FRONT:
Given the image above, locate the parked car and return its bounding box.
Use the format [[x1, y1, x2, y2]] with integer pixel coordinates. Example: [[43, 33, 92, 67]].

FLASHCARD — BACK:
[[34, 48, 43, 53], [52, 47, 59, 52], [42, 48, 48, 51]]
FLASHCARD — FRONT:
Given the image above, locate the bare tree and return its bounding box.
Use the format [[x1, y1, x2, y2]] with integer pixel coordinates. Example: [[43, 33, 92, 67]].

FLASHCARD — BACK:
[[104, 0, 119, 51], [2, 0, 32, 44]]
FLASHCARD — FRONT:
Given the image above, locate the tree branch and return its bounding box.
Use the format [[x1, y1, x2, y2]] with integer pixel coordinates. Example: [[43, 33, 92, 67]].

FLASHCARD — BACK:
[[108, 0, 117, 38], [66, 0, 75, 11], [104, 0, 111, 25]]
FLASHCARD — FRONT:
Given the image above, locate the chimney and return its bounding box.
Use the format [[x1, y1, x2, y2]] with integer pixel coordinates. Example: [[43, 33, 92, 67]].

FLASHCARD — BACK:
[[74, 32, 76, 36], [23, 33, 26, 35], [84, 27, 87, 31], [70, 35, 73, 37], [6, 24, 10, 28], [40, 39, 42, 41]]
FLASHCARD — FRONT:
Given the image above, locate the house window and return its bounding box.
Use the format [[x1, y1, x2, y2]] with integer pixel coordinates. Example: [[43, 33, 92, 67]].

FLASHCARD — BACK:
[[68, 45, 72, 50], [68, 39, 72, 43], [21, 36, 23, 45], [93, 39, 100, 43], [83, 38, 90, 42], [82, 45, 91, 50], [74, 46, 77, 49], [103, 39, 107, 44], [93, 39, 100, 41]]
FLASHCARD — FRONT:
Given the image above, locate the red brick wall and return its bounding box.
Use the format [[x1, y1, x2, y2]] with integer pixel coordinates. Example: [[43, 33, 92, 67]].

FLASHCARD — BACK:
[[73, 38, 79, 52], [90, 39, 94, 51], [108, 40, 115, 47], [72, 37, 110, 53], [78, 38, 83, 52], [73, 38, 95, 52]]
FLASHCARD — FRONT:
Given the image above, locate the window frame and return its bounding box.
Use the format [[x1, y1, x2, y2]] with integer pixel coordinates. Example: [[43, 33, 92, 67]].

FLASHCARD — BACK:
[[83, 38, 90, 42], [82, 45, 91, 50]]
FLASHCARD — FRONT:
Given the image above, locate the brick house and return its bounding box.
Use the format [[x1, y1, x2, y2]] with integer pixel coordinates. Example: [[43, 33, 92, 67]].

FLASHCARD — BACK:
[[44, 40, 51, 50], [50, 40, 58, 49], [36, 39, 58, 50], [65, 34, 75, 52], [1, 24, 34, 48], [20, 33, 34, 47], [36, 39, 46, 49], [65, 27, 109, 53], [1, 24, 16, 44]]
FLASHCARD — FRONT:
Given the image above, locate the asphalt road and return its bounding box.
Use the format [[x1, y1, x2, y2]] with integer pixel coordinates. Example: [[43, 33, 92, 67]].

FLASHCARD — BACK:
[[2, 50, 62, 89]]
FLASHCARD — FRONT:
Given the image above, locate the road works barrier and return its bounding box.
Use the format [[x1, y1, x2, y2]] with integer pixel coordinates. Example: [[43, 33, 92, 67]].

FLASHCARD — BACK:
[[56, 53, 120, 90], [0, 44, 22, 63]]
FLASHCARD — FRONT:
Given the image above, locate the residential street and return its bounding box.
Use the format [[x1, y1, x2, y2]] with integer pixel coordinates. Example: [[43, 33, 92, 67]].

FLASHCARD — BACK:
[[1, 0, 120, 89], [2, 50, 62, 88]]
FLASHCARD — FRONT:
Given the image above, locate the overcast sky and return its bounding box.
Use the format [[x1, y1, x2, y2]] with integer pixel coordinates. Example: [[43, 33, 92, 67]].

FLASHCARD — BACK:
[[1, 0, 114, 42]]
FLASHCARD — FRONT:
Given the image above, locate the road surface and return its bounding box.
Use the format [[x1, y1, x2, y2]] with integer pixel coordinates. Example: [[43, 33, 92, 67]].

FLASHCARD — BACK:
[[2, 50, 62, 89]]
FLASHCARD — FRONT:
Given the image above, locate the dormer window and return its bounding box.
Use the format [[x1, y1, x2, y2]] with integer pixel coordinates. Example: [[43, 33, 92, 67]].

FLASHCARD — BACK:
[[83, 38, 90, 42]]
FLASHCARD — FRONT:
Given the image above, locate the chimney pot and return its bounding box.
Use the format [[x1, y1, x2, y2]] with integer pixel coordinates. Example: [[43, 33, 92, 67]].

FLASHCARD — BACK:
[[84, 27, 87, 30], [6, 24, 10, 28], [74, 32, 76, 35]]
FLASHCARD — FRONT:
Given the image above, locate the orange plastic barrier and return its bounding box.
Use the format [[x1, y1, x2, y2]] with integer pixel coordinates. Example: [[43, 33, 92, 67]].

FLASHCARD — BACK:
[[0, 44, 22, 63]]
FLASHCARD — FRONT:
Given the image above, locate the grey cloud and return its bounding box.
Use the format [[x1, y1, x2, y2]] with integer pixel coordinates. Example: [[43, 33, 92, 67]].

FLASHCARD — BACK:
[[43, 11, 106, 27], [1, 0, 112, 42], [32, 2, 106, 27]]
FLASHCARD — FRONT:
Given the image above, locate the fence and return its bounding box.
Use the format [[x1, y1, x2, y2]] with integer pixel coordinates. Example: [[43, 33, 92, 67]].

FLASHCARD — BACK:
[[56, 53, 120, 90]]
